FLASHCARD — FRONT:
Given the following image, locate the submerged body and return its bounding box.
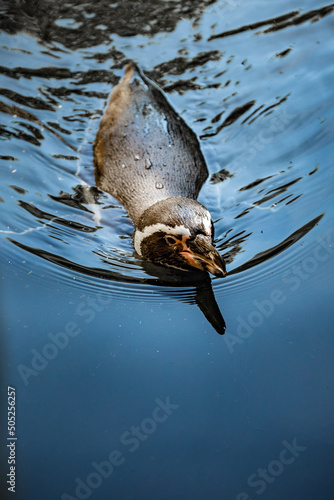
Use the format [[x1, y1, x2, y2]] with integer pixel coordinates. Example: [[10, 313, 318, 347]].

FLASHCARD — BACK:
[[93, 64, 226, 276]]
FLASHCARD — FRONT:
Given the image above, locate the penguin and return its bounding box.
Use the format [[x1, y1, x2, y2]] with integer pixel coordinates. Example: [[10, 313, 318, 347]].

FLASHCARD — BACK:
[[93, 63, 226, 277]]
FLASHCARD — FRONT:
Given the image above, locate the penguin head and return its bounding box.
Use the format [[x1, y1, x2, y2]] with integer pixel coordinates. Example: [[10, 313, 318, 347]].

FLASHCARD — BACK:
[[134, 197, 226, 277]]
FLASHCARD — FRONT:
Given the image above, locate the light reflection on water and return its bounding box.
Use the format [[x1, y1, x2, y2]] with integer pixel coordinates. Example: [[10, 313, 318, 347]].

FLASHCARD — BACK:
[[1, 2, 334, 498], [1, 1, 332, 298]]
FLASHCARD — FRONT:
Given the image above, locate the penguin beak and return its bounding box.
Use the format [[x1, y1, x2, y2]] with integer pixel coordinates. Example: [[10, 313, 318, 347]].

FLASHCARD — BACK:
[[180, 235, 226, 277]]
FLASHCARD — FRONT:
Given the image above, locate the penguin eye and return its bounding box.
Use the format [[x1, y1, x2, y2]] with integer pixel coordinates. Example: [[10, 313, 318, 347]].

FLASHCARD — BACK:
[[165, 235, 177, 245]]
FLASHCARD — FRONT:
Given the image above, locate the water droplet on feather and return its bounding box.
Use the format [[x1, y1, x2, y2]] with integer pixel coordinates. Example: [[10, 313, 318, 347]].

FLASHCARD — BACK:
[[145, 158, 152, 170]]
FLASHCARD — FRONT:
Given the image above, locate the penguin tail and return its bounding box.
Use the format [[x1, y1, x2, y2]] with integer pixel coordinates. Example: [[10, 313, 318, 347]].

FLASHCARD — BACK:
[[123, 62, 137, 82]]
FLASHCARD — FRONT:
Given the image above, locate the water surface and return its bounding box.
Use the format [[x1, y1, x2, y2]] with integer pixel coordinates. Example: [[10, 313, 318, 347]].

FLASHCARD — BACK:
[[1, 1, 334, 499]]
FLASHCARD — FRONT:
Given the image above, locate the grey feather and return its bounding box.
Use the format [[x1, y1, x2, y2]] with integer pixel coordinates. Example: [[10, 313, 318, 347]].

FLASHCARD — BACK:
[[93, 63, 208, 226]]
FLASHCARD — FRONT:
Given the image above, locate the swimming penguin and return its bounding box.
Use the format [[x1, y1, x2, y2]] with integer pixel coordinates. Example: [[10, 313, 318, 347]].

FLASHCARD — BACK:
[[93, 63, 226, 277]]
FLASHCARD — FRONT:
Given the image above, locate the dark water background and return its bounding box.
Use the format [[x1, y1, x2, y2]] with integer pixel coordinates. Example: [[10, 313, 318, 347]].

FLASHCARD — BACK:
[[1, 0, 334, 499]]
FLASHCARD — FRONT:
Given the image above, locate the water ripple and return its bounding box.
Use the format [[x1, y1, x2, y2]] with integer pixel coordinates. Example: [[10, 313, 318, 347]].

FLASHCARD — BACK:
[[1, 0, 333, 310]]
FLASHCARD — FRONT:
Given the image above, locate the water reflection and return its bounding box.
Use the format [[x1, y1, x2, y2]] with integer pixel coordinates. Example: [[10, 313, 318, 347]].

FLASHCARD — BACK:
[[8, 236, 226, 334], [0, 0, 333, 326], [7, 208, 324, 335], [1, 1, 334, 498], [208, 5, 334, 41]]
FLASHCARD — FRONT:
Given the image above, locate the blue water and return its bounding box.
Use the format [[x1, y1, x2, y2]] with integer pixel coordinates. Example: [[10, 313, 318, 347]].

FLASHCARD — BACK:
[[1, 1, 334, 499]]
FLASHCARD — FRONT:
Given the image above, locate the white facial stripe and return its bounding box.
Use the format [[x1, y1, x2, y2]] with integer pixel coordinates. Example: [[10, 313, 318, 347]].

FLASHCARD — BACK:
[[134, 223, 191, 256], [202, 211, 212, 235]]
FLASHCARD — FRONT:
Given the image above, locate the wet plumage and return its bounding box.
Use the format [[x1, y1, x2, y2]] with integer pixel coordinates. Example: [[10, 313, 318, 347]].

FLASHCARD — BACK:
[[93, 64, 226, 276]]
